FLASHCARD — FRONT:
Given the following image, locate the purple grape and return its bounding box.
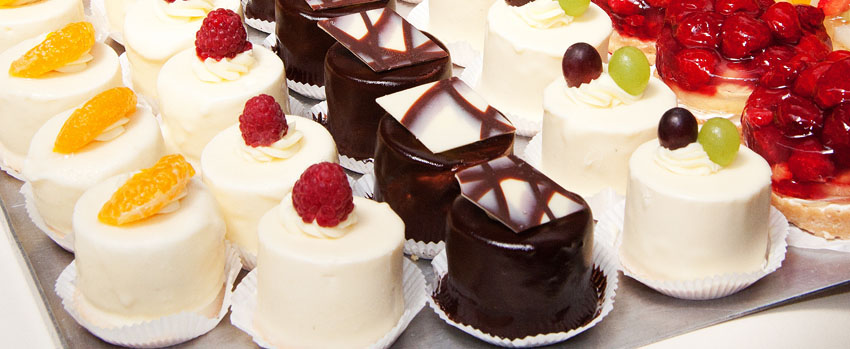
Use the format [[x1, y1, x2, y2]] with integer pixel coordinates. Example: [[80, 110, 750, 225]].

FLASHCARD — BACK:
[[562, 43, 602, 88], [658, 107, 699, 150]]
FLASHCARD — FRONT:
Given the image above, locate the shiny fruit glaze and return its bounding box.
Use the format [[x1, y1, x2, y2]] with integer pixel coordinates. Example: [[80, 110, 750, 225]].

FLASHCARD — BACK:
[[656, 1, 831, 96], [593, 0, 666, 41], [742, 52, 850, 203]]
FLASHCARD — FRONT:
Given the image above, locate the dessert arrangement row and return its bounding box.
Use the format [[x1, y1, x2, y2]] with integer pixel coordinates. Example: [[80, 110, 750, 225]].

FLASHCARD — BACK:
[[0, 0, 847, 347]]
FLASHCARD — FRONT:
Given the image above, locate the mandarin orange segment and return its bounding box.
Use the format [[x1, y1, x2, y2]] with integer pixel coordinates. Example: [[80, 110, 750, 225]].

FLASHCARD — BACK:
[[0, 0, 17, 7], [9, 22, 95, 78], [54, 87, 137, 154], [98, 154, 196, 226]]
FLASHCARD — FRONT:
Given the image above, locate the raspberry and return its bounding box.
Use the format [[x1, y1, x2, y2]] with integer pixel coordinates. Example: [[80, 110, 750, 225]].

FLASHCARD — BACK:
[[720, 14, 772, 59], [674, 12, 723, 49], [788, 139, 836, 183], [239, 94, 288, 147], [195, 9, 251, 61], [761, 2, 802, 44], [292, 162, 355, 228]]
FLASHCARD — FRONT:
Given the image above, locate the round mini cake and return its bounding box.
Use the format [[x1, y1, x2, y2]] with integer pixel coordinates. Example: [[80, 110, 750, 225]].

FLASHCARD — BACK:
[[742, 50, 850, 240], [201, 95, 337, 266], [591, 0, 664, 63], [0, 0, 84, 54], [23, 88, 165, 244], [102, 0, 134, 42], [621, 111, 772, 281], [123, 0, 242, 101], [0, 23, 122, 175], [428, 0, 496, 54], [254, 163, 405, 348], [245, 0, 273, 29], [275, 0, 394, 89], [374, 77, 514, 247], [73, 155, 226, 325], [322, 8, 452, 161], [542, 44, 677, 197], [158, 9, 288, 163], [655, 1, 831, 118], [434, 155, 596, 339], [476, 0, 612, 134]]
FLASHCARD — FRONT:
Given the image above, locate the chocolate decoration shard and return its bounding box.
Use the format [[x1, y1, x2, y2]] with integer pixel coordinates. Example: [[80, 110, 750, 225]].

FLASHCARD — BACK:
[[375, 77, 515, 154], [304, 0, 381, 10], [317, 8, 449, 72], [456, 155, 586, 233]]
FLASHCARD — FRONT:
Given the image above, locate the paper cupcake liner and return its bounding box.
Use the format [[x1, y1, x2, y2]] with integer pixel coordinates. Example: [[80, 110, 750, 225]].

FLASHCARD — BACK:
[[119, 53, 162, 116], [404, 239, 444, 260], [0, 143, 24, 180], [521, 133, 542, 168], [242, 0, 275, 33], [20, 182, 75, 252], [428, 235, 619, 347], [233, 243, 257, 271], [352, 173, 375, 199], [90, 0, 122, 45], [600, 200, 789, 300], [307, 100, 328, 125], [230, 258, 427, 349], [288, 79, 327, 100], [405, 0, 481, 68], [339, 154, 374, 175], [290, 98, 327, 126], [787, 224, 850, 253], [54, 244, 242, 348], [459, 58, 539, 136], [262, 32, 276, 51]]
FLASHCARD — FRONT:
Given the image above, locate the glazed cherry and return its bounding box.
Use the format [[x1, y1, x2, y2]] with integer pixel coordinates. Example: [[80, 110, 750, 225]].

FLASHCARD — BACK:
[[675, 12, 724, 49], [720, 14, 772, 59], [787, 139, 835, 183], [674, 48, 718, 90], [761, 2, 802, 44], [822, 103, 850, 167], [760, 59, 806, 89], [814, 58, 850, 109], [776, 94, 824, 138], [666, 0, 714, 23], [608, 0, 646, 16], [658, 107, 699, 150], [562, 43, 603, 88], [793, 61, 833, 98], [716, 0, 760, 16], [754, 45, 797, 72], [795, 34, 831, 62]]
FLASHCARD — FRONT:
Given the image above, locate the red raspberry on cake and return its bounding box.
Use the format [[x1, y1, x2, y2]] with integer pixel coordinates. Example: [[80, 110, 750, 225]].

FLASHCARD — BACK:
[[292, 162, 355, 228], [195, 8, 252, 61], [742, 51, 850, 240], [656, 0, 832, 118], [239, 94, 288, 147], [593, 0, 667, 63], [820, 0, 850, 51]]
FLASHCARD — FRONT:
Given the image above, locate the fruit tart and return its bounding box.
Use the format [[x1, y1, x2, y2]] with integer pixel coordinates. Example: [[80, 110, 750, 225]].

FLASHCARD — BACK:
[[592, 0, 667, 63], [742, 50, 850, 240], [656, 0, 832, 118], [820, 0, 850, 50]]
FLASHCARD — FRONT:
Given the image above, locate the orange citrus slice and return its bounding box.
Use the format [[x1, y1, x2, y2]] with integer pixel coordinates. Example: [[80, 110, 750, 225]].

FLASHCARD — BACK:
[[98, 154, 196, 226], [53, 87, 137, 154], [9, 22, 95, 78]]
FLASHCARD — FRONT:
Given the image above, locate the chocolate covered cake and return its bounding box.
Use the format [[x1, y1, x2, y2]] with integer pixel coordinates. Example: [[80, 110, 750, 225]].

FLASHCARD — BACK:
[[321, 8, 452, 162], [433, 155, 597, 339], [373, 77, 515, 246], [275, 0, 394, 88], [247, 0, 275, 24]]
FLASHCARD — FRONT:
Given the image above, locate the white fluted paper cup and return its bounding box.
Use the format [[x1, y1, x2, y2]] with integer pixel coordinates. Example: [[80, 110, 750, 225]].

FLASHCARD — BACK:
[[787, 224, 850, 253], [242, 0, 275, 33], [21, 182, 74, 252]]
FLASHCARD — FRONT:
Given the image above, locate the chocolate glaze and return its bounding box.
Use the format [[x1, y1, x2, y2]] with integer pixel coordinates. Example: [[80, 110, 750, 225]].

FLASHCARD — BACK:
[[433, 195, 597, 339], [246, 0, 275, 23], [274, 0, 393, 87], [374, 114, 514, 243], [324, 33, 452, 160]]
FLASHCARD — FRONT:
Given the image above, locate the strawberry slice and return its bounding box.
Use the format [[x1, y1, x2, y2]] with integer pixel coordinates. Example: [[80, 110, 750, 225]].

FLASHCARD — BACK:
[[818, 0, 850, 17]]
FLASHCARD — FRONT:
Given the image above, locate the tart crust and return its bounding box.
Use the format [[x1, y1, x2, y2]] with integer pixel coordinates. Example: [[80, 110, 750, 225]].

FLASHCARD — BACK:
[[772, 192, 850, 240], [608, 31, 656, 65], [667, 82, 751, 118]]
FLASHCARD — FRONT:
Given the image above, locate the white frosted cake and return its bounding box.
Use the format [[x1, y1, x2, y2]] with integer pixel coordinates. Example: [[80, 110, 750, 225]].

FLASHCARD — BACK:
[[0, 34, 122, 175], [477, 0, 611, 133], [102, 0, 135, 42], [23, 90, 165, 241], [620, 139, 772, 281], [201, 114, 337, 266], [254, 163, 404, 348], [542, 64, 677, 197], [0, 0, 84, 53], [123, 0, 242, 100], [73, 163, 226, 324], [428, 0, 496, 53]]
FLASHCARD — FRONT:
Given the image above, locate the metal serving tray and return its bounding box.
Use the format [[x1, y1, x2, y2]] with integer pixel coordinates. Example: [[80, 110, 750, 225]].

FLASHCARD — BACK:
[[3, 172, 850, 348]]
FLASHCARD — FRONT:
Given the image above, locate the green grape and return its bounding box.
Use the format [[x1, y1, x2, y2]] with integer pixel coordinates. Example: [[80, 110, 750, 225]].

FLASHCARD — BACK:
[[608, 46, 650, 96], [698, 117, 740, 167], [559, 0, 590, 17]]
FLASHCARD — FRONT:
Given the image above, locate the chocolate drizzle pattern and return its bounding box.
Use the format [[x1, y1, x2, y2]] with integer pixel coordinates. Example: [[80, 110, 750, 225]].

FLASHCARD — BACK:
[[377, 77, 515, 154], [456, 155, 585, 233], [304, 0, 382, 10], [317, 8, 449, 72]]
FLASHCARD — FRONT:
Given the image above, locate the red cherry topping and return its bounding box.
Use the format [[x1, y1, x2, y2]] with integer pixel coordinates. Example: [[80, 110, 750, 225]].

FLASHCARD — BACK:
[[792, 61, 833, 98], [674, 48, 718, 90], [814, 58, 850, 109], [760, 59, 806, 89], [675, 12, 724, 49], [720, 14, 772, 59], [666, 0, 714, 23], [291, 162, 355, 228], [788, 139, 835, 183], [775, 94, 824, 138], [822, 103, 850, 168], [608, 0, 647, 16], [794, 34, 831, 62], [715, 0, 760, 16], [826, 50, 850, 62], [761, 2, 802, 44], [748, 125, 791, 165]]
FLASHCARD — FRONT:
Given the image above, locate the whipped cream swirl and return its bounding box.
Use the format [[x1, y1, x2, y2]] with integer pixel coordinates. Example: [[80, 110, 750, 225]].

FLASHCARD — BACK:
[[655, 142, 721, 176], [563, 69, 641, 108], [157, 187, 189, 214], [280, 194, 357, 239], [93, 117, 131, 142], [192, 49, 255, 83], [239, 121, 303, 162], [156, 0, 215, 22], [512, 0, 573, 29], [54, 52, 94, 73]]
